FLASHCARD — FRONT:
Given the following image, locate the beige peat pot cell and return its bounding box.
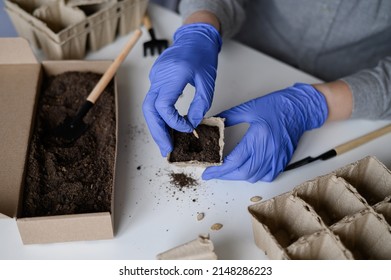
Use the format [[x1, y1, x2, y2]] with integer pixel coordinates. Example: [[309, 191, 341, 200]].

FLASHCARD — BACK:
[[167, 117, 225, 167], [156, 234, 218, 260]]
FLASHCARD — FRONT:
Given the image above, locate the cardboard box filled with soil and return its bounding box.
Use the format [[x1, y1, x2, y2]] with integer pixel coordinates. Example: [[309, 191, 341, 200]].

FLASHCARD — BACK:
[[0, 38, 117, 244], [24, 70, 115, 218], [168, 117, 225, 167]]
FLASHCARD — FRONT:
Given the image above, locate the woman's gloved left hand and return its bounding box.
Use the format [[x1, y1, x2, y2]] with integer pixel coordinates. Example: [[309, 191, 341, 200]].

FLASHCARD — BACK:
[[142, 23, 222, 157], [202, 83, 329, 182]]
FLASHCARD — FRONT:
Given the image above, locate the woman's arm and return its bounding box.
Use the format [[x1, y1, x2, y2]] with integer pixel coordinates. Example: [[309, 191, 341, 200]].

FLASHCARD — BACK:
[[313, 80, 353, 121], [179, 0, 247, 37], [184, 10, 220, 31], [183, 10, 355, 123], [314, 56, 391, 122]]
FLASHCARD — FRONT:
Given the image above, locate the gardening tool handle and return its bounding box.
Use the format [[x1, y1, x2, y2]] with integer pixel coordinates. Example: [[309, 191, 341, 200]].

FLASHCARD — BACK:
[[143, 13, 153, 30], [334, 123, 391, 155], [87, 29, 142, 104]]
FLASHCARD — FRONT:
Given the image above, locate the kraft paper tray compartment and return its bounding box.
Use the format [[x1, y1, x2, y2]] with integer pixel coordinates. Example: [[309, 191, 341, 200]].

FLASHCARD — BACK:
[[35, 20, 88, 60], [7, 0, 87, 42], [335, 156, 391, 206], [373, 196, 391, 225], [292, 174, 369, 226], [5, 0, 89, 59], [286, 230, 354, 260], [248, 192, 327, 260], [80, 2, 119, 51], [5, 0, 148, 59], [4, 0, 55, 15], [330, 209, 391, 259], [116, 0, 147, 36], [66, 0, 117, 7], [33, 2, 88, 59], [32, 1, 87, 34], [4, 0, 45, 49]]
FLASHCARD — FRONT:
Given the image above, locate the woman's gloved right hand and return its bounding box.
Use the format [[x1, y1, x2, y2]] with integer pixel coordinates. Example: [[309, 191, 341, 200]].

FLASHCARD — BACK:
[[202, 83, 329, 182], [142, 23, 222, 157]]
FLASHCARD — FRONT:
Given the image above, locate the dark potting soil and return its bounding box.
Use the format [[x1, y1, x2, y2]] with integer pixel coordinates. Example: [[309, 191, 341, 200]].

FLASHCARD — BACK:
[[22, 71, 116, 217], [169, 172, 198, 191], [168, 125, 221, 163]]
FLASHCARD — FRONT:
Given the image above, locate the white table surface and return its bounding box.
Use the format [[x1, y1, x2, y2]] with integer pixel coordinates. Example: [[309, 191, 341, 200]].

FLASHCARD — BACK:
[[1, 3, 391, 260]]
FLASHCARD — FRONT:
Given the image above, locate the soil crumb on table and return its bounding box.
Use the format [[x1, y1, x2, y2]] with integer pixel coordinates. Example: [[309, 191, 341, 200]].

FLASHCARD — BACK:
[[169, 172, 198, 191], [22, 71, 116, 217], [169, 124, 221, 163]]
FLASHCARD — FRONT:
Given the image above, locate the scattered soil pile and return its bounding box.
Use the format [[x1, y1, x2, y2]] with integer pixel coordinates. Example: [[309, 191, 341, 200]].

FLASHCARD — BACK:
[[169, 172, 198, 191]]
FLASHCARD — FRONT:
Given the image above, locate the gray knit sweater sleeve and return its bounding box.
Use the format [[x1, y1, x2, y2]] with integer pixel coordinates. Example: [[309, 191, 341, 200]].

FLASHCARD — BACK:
[[342, 57, 391, 119], [179, 0, 391, 120], [178, 0, 248, 38]]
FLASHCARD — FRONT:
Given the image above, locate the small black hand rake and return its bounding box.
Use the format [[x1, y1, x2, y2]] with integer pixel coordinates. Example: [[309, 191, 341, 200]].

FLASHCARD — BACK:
[[143, 12, 169, 56]]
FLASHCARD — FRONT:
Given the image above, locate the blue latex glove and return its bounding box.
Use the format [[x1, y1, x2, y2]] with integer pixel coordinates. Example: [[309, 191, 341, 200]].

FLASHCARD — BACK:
[[142, 23, 222, 157], [202, 83, 329, 182]]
